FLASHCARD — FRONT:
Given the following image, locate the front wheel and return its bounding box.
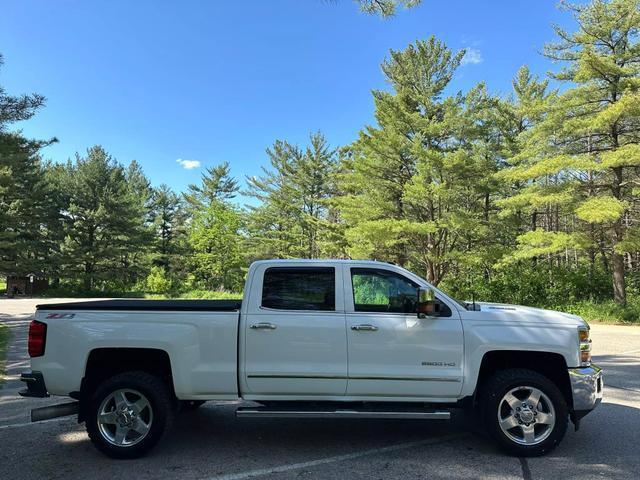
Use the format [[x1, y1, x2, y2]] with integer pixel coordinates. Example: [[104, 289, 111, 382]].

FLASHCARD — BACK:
[[480, 369, 568, 457], [86, 371, 175, 459]]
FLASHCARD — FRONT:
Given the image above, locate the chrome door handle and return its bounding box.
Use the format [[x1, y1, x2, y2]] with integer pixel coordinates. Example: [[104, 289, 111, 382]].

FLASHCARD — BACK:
[[250, 322, 277, 330], [351, 324, 379, 331]]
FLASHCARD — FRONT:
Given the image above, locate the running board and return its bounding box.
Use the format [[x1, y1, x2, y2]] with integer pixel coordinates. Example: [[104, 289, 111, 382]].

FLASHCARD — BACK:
[[236, 408, 450, 420], [31, 401, 79, 422]]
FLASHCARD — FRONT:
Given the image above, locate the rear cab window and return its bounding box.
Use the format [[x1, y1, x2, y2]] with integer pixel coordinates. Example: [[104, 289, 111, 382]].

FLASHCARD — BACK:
[[261, 267, 335, 311]]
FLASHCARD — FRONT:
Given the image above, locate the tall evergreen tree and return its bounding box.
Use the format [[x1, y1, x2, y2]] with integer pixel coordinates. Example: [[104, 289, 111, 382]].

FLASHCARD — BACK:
[[0, 54, 57, 278], [150, 184, 188, 274], [184, 162, 239, 211], [59, 146, 152, 290], [246, 132, 341, 259], [501, 0, 640, 305], [338, 38, 501, 285]]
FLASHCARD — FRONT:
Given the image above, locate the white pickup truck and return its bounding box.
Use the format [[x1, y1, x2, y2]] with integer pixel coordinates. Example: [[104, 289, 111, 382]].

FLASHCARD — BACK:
[[20, 259, 602, 458]]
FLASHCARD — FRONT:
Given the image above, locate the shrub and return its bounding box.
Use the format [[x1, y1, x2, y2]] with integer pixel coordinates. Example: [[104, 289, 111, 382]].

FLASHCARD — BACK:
[[145, 266, 172, 294]]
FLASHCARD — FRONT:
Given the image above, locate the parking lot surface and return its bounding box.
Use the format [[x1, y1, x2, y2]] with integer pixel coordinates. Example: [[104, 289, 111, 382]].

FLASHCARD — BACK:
[[1, 298, 639, 480]]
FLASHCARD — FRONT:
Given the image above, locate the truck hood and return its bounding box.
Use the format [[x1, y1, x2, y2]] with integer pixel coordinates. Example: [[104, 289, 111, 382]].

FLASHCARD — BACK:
[[470, 302, 587, 327]]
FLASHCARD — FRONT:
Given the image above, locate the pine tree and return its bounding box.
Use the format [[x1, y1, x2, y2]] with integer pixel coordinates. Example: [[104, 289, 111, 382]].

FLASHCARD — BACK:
[[59, 146, 153, 290], [495, 66, 556, 251], [338, 38, 501, 285], [246, 132, 341, 259], [0, 54, 57, 278], [355, 0, 421, 17], [150, 184, 188, 275], [184, 162, 239, 211], [501, 0, 640, 305]]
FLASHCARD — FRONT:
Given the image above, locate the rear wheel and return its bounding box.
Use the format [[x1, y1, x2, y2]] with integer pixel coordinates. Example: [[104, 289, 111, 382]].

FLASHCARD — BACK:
[[86, 371, 174, 459], [480, 369, 568, 457]]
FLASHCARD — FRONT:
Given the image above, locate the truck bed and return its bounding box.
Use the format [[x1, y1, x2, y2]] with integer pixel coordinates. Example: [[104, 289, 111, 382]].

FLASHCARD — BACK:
[[37, 299, 242, 311]]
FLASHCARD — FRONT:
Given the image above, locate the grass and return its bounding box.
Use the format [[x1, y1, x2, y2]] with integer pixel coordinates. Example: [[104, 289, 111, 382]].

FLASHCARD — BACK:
[[144, 290, 242, 300], [559, 298, 640, 325], [37, 286, 242, 301], [0, 323, 10, 388]]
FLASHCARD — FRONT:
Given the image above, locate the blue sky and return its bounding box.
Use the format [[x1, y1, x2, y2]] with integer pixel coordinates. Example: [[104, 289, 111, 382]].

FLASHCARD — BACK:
[[1, 0, 574, 199]]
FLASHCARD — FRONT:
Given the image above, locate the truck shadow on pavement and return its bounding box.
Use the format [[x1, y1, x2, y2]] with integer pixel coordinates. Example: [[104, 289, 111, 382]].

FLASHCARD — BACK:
[[0, 400, 628, 480]]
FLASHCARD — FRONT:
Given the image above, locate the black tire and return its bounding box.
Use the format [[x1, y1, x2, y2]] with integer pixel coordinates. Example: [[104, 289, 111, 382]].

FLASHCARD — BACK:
[[179, 400, 206, 412], [480, 368, 568, 457], [86, 371, 175, 459]]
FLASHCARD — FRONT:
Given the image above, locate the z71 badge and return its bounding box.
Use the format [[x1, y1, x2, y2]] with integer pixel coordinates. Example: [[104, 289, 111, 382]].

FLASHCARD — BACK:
[[45, 313, 76, 319]]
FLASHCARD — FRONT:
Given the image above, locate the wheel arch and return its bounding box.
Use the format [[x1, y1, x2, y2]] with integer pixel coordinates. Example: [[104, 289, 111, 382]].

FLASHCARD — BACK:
[[473, 350, 573, 410], [77, 348, 175, 421]]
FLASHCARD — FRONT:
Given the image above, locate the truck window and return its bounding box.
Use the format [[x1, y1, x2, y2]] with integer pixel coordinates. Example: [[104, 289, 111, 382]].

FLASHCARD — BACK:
[[351, 268, 418, 313], [262, 267, 335, 311]]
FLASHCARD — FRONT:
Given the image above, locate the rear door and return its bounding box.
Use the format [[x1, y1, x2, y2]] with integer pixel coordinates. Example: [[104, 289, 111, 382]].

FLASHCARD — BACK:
[[345, 266, 464, 399], [242, 264, 347, 396]]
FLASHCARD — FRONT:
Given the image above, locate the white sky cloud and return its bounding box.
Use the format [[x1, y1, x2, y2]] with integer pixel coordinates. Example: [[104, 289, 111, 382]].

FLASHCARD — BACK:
[[461, 47, 483, 65], [176, 158, 201, 170]]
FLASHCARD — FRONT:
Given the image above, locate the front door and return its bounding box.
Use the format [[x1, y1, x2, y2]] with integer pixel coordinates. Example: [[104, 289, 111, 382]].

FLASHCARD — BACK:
[[345, 266, 464, 399], [243, 265, 347, 396]]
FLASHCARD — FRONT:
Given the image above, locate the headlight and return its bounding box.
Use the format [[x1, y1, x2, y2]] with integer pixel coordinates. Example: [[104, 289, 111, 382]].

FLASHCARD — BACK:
[[578, 326, 591, 366]]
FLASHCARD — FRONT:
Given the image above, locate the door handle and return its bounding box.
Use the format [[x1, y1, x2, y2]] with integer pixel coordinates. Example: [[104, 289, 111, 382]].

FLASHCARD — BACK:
[[250, 322, 277, 330], [351, 324, 379, 332]]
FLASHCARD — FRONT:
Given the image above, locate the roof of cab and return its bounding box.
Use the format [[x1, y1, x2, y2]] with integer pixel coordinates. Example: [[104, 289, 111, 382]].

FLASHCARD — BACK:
[[250, 259, 395, 266]]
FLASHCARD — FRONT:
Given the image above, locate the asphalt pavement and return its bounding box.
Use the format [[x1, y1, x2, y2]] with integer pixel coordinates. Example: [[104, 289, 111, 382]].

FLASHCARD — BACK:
[[1, 298, 638, 480]]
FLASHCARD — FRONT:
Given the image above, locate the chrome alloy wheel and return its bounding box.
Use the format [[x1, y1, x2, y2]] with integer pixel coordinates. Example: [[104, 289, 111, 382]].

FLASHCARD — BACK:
[[497, 386, 555, 445], [97, 389, 153, 447]]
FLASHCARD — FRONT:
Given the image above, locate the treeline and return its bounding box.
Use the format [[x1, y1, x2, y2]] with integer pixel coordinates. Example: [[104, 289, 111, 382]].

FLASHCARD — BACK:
[[2, 0, 640, 310]]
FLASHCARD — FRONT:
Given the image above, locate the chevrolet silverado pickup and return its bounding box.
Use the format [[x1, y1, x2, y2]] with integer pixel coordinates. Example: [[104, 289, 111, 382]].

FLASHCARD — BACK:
[[20, 259, 602, 458]]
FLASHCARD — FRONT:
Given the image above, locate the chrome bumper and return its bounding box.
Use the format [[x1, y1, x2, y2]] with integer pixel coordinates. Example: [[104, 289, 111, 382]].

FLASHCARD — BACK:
[[569, 365, 603, 413]]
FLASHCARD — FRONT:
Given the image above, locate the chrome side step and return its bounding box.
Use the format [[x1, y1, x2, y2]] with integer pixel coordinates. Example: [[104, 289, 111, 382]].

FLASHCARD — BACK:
[[236, 408, 450, 420]]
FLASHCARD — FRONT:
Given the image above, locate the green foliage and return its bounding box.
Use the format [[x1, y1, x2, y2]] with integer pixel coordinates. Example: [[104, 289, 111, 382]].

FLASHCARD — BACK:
[[575, 196, 627, 223], [184, 162, 239, 211], [145, 266, 173, 294], [355, 0, 421, 17], [188, 200, 245, 291], [150, 184, 188, 277], [246, 132, 343, 260], [57, 146, 153, 290], [167, 289, 241, 300], [563, 297, 640, 324], [338, 37, 505, 285], [441, 263, 613, 308], [503, 0, 640, 305], [0, 54, 57, 278], [498, 230, 584, 265]]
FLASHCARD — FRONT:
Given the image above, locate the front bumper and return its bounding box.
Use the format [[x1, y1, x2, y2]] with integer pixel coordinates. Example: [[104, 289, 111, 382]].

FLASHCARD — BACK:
[[19, 371, 49, 398], [569, 365, 603, 421]]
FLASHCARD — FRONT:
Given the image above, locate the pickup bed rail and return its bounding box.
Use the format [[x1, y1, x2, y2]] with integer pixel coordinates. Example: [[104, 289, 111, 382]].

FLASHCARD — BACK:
[[38, 299, 242, 311]]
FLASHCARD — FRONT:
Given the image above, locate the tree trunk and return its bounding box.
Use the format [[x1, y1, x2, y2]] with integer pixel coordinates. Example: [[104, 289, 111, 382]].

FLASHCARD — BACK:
[[611, 166, 626, 306], [83, 263, 93, 291], [612, 250, 626, 306]]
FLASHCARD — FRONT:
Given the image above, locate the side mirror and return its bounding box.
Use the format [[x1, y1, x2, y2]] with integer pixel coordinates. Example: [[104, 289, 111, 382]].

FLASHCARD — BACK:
[[417, 287, 441, 318]]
